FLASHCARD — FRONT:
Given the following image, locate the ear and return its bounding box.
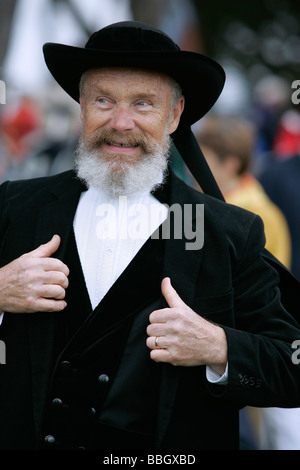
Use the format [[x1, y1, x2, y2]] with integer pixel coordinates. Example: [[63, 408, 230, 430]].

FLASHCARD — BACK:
[[168, 96, 185, 135]]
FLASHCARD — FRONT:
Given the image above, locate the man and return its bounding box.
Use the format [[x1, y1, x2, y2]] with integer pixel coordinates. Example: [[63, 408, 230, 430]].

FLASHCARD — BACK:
[[0, 21, 299, 451]]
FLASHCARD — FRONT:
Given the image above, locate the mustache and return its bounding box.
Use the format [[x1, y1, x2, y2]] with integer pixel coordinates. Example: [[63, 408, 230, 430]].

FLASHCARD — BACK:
[[81, 128, 156, 154]]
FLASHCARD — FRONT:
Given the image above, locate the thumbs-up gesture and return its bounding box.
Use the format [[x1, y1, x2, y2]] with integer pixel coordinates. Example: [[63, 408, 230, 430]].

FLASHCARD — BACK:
[[0, 235, 69, 313], [146, 277, 227, 374]]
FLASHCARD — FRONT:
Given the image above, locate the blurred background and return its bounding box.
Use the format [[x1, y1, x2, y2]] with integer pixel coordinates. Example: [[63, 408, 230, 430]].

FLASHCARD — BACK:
[[0, 0, 300, 451]]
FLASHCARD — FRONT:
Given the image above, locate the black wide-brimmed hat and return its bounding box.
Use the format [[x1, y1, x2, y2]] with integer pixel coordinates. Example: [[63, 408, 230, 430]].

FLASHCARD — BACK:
[[43, 21, 226, 200]]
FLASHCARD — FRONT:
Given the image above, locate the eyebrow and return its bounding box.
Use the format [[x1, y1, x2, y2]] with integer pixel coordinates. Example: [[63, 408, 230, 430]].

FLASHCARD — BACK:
[[87, 83, 162, 102]]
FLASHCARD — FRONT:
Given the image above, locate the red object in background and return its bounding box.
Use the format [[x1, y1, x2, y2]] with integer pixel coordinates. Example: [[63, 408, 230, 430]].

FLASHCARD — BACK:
[[0, 96, 41, 159], [272, 110, 300, 158]]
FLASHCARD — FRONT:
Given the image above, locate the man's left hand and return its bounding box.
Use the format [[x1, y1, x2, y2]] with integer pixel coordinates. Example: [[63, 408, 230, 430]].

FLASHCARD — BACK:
[[146, 277, 228, 374]]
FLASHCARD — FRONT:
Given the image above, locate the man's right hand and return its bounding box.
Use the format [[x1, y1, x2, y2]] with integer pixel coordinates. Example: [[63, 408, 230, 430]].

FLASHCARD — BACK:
[[0, 234, 69, 313]]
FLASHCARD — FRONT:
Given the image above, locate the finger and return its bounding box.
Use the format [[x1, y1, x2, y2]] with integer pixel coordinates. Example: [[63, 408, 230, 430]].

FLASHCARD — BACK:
[[147, 322, 167, 337], [38, 284, 66, 300], [42, 262, 70, 280], [148, 308, 169, 324], [150, 348, 171, 363], [46, 262, 69, 277], [146, 335, 166, 350], [27, 235, 61, 259], [27, 251, 69, 277], [161, 277, 186, 309], [33, 298, 67, 313], [23, 294, 67, 313]]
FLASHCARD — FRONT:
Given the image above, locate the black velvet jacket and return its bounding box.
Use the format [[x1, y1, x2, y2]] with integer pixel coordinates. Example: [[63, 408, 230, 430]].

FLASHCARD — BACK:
[[0, 169, 300, 450]]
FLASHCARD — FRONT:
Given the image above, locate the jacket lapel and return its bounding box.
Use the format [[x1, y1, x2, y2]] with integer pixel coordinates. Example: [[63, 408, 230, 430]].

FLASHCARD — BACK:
[[155, 171, 204, 448], [33, 171, 85, 259]]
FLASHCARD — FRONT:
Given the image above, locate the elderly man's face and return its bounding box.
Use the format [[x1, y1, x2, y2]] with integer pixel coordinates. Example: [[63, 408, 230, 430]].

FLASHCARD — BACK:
[[79, 67, 183, 162], [75, 67, 184, 196]]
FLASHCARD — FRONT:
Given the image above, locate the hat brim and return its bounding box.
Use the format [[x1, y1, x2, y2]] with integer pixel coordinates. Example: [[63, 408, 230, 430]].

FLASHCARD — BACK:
[[43, 43, 225, 126]]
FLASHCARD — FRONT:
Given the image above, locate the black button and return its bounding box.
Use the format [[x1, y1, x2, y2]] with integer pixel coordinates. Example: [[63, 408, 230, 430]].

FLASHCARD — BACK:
[[60, 360, 72, 372], [44, 435, 55, 444], [98, 374, 109, 384], [52, 398, 63, 407]]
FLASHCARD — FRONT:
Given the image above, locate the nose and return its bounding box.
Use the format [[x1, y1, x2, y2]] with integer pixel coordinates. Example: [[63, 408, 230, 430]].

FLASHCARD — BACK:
[[109, 106, 135, 132]]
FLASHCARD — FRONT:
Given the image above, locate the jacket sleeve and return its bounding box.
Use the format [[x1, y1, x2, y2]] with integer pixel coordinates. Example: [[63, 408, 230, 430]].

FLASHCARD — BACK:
[[206, 215, 300, 407]]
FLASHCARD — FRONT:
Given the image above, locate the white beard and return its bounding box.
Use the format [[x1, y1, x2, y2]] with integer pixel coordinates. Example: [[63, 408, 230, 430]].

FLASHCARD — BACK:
[[74, 132, 171, 198]]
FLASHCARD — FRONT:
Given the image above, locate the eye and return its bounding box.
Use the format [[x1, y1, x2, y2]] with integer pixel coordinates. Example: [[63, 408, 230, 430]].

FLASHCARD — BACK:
[[135, 100, 152, 110], [97, 97, 114, 107]]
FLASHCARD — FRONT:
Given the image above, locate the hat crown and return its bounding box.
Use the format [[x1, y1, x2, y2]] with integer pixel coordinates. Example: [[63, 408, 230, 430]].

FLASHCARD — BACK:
[[85, 21, 180, 53]]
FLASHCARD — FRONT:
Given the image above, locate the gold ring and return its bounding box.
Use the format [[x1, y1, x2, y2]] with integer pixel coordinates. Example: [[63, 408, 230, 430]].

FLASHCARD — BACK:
[[155, 337, 160, 348]]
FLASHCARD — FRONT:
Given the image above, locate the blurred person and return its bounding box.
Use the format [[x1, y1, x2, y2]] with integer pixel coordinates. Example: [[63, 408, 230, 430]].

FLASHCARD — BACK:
[[259, 153, 300, 283], [194, 114, 291, 268], [250, 75, 290, 171], [195, 114, 300, 450], [0, 21, 300, 453], [259, 106, 300, 285]]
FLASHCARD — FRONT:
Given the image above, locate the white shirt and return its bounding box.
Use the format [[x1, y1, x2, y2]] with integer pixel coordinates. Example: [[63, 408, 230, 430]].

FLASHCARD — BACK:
[[73, 187, 168, 309]]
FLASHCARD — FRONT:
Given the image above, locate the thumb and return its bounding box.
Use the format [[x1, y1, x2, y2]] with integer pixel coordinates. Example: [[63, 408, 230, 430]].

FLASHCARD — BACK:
[[29, 234, 61, 258], [161, 277, 186, 308]]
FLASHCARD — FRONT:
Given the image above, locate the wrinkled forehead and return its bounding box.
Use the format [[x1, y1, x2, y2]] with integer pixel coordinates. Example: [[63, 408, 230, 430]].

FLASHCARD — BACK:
[[80, 66, 178, 93]]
